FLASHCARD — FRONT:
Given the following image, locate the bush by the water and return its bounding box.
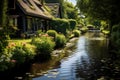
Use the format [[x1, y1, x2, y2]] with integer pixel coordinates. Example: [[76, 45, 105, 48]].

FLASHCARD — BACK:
[[80, 27, 88, 34], [0, 51, 13, 71], [11, 44, 35, 64], [31, 36, 55, 61], [110, 23, 120, 56], [55, 34, 66, 48], [73, 30, 81, 37], [0, 43, 35, 71], [47, 30, 57, 39], [69, 19, 77, 30]]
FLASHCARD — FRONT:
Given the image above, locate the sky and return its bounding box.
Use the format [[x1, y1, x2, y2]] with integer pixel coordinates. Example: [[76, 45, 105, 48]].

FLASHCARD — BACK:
[[68, 0, 77, 5]]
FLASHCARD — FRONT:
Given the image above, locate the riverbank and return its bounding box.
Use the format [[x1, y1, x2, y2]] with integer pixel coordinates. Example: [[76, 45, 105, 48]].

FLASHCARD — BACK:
[[0, 36, 79, 80], [31, 31, 117, 80], [28, 37, 79, 78]]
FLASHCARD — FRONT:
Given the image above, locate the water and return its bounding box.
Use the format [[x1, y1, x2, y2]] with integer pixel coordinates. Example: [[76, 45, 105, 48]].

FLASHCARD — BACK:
[[33, 31, 110, 80], [2, 31, 119, 80]]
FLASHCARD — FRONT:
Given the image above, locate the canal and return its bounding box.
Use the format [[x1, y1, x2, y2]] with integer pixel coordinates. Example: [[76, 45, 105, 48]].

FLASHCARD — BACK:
[[31, 31, 110, 80], [1, 31, 120, 80]]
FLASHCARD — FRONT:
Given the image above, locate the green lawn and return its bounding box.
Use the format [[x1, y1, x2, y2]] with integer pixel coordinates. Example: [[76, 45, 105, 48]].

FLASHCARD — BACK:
[[8, 39, 35, 48]]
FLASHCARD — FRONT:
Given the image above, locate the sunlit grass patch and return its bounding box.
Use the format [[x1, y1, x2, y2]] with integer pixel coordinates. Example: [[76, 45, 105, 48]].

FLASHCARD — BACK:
[[8, 39, 31, 46], [8, 39, 31, 44]]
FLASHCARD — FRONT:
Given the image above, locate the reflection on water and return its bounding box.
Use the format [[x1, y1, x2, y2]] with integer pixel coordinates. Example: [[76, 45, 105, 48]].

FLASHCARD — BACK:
[[33, 31, 110, 80]]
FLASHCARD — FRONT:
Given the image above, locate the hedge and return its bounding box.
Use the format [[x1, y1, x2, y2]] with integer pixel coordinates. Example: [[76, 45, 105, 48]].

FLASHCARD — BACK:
[[69, 19, 77, 30], [50, 18, 70, 35]]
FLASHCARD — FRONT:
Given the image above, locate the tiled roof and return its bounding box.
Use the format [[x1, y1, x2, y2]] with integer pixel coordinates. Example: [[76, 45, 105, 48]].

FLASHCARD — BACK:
[[46, 3, 60, 18], [16, 0, 52, 19]]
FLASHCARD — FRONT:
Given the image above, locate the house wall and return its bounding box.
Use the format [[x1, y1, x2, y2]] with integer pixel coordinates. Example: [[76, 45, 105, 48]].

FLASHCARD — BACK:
[[8, 0, 51, 37]]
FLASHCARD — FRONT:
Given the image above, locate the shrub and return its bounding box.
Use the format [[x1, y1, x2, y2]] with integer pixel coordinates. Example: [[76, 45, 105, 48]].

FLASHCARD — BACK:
[[50, 18, 70, 35], [22, 45, 35, 61], [11, 45, 26, 64], [69, 19, 77, 30], [47, 30, 57, 39], [11, 44, 35, 64], [0, 30, 8, 53], [112, 23, 120, 32], [0, 51, 13, 71], [36, 30, 45, 37], [55, 34, 66, 48], [110, 23, 120, 55], [31, 36, 55, 61], [111, 24, 120, 43], [73, 30, 81, 37], [35, 37, 55, 54], [0, 42, 35, 71], [80, 27, 88, 34]]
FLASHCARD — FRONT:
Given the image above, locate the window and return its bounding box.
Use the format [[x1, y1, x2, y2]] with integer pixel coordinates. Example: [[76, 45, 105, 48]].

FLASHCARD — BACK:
[[27, 17, 33, 32], [9, 17, 17, 27]]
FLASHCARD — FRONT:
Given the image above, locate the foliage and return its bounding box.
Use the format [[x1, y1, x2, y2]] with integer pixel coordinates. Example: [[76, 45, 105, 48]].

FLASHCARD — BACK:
[[35, 30, 45, 37], [0, 31, 8, 53], [0, 50, 13, 71], [0, 0, 9, 54], [64, 1, 79, 19], [55, 34, 66, 48], [77, 0, 120, 29], [11, 45, 26, 64], [111, 23, 120, 46], [69, 19, 77, 30], [73, 30, 81, 37], [11, 44, 35, 64], [110, 23, 120, 56], [0, 0, 2, 24], [47, 30, 57, 39], [100, 21, 109, 31], [0, 43, 35, 71], [22, 45, 35, 61], [31, 36, 55, 61], [102, 30, 110, 35], [0, 42, 35, 71], [50, 18, 70, 35], [80, 27, 88, 34]]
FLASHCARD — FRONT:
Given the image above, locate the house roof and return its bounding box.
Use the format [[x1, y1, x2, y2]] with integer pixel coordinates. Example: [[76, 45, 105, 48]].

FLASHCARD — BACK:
[[16, 0, 52, 19], [46, 3, 60, 18]]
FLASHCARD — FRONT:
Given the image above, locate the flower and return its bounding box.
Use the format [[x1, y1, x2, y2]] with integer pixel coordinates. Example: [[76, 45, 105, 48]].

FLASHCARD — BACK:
[[21, 42, 26, 46], [10, 59, 16, 63], [10, 42, 16, 47], [42, 34, 49, 37]]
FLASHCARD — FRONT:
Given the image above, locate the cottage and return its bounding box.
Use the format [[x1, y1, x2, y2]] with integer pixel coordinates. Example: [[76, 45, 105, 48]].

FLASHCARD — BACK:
[[8, 0, 52, 37]]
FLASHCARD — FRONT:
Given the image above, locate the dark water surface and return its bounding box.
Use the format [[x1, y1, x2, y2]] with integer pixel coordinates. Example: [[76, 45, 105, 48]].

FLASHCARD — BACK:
[[1, 31, 120, 80]]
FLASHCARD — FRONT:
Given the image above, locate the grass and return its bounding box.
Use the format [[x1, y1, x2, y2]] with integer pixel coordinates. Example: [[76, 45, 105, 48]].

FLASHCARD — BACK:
[[8, 39, 31, 44], [8, 39, 35, 48]]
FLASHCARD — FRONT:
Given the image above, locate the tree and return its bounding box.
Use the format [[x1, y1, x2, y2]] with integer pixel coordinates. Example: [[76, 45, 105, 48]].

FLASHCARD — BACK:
[[77, 0, 120, 28], [0, 0, 8, 54], [64, 1, 79, 19], [77, 0, 120, 55]]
